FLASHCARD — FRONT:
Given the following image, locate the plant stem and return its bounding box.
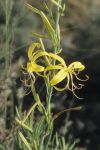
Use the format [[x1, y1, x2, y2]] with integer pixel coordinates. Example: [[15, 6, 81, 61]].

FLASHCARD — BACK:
[[55, 0, 61, 52], [45, 0, 61, 131]]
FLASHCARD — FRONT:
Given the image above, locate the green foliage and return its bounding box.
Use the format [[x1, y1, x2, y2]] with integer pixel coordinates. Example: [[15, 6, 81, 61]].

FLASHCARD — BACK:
[[15, 113, 76, 150], [0, 0, 86, 150], [14, 1, 80, 150]]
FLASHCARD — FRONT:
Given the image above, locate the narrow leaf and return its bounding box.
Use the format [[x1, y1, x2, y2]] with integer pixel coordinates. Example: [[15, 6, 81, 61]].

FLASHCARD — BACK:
[[16, 118, 33, 132], [23, 102, 38, 123], [18, 132, 32, 150]]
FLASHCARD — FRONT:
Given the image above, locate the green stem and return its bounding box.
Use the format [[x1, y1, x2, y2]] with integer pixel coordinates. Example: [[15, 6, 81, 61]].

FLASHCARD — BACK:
[[46, 79, 53, 128], [55, 0, 61, 52], [45, 0, 61, 131], [31, 82, 47, 114]]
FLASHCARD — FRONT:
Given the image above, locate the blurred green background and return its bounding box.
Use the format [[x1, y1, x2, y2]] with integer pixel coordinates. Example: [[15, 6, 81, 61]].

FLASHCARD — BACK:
[[0, 0, 100, 149]]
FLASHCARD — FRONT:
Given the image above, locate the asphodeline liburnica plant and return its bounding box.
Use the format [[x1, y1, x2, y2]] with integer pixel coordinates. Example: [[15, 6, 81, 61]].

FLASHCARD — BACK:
[[16, 0, 88, 150]]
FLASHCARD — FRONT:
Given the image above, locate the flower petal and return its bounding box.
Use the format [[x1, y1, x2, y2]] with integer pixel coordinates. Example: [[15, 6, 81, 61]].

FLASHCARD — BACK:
[[28, 42, 41, 61], [27, 62, 44, 73], [50, 68, 68, 85]]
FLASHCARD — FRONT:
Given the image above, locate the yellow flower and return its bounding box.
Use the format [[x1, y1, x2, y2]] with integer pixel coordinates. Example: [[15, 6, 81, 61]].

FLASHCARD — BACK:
[[21, 42, 45, 90], [46, 61, 88, 98], [27, 62, 44, 73], [26, 42, 66, 74], [27, 42, 45, 74], [22, 42, 88, 98]]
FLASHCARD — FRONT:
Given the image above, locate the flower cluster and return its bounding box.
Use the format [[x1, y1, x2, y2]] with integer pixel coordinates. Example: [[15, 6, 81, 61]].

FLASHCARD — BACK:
[[22, 42, 88, 98]]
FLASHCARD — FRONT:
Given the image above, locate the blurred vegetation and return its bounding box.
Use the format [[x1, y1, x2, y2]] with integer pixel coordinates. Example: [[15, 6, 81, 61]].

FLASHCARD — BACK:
[[0, 0, 100, 150]]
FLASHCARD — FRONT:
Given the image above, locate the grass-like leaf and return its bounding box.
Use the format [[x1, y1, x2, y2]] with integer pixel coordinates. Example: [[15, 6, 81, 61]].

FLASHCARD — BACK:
[[26, 3, 56, 43], [18, 132, 32, 150]]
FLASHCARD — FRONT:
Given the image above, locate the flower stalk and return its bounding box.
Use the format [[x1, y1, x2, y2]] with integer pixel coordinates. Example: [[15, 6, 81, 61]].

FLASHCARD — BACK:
[[15, 1, 88, 149]]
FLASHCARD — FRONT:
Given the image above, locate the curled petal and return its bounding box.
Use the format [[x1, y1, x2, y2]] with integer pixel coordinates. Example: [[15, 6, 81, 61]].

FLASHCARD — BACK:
[[50, 68, 68, 86], [33, 51, 50, 61], [28, 42, 41, 61], [33, 51, 66, 67], [54, 74, 70, 91], [44, 65, 63, 77], [69, 74, 83, 99], [68, 61, 85, 72], [74, 73, 89, 81], [27, 62, 44, 73], [49, 53, 66, 67]]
